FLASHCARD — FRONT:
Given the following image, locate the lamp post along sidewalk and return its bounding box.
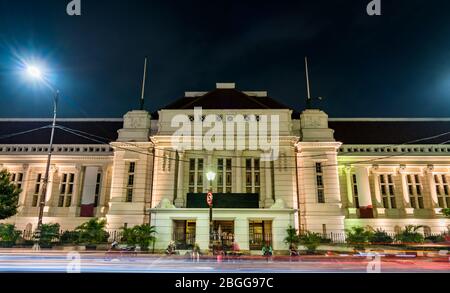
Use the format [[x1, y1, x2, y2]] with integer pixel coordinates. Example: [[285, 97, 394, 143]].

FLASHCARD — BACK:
[[35, 91, 59, 236], [206, 171, 216, 253], [25, 65, 60, 249]]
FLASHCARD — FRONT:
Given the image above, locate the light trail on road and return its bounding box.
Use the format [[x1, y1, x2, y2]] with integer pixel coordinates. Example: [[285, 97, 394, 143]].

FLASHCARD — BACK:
[[0, 253, 448, 273]]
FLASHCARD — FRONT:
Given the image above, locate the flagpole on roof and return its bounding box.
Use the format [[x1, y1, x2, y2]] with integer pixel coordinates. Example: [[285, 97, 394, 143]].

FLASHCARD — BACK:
[[140, 57, 148, 110], [305, 56, 312, 109]]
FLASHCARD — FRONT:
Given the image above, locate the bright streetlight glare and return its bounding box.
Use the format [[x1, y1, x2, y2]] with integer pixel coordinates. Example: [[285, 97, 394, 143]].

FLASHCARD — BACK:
[[26, 65, 43, 79], [206, 171, 216, 181]]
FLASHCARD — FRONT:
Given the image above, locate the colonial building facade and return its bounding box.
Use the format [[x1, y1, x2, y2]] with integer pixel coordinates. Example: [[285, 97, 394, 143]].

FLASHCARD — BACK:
[[1, 83, 450, 251]]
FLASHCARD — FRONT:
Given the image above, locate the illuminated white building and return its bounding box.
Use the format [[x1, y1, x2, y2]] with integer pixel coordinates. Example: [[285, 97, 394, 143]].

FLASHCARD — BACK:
[[1, 83, 449, 251]]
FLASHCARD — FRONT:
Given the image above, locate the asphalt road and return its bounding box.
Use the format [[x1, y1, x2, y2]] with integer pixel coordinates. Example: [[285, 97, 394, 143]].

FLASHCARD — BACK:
[[0, 252, 449, 273]]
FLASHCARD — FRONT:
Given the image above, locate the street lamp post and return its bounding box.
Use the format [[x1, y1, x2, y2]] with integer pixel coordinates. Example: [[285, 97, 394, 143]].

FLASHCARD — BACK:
[[25, 65, 59, 250], [206, 171, 216, 254]]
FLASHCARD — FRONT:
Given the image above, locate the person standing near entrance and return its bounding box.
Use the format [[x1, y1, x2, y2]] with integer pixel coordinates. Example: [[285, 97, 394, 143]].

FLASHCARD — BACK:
[[262, 243, 273, 262], [192, 243, 200, 262]]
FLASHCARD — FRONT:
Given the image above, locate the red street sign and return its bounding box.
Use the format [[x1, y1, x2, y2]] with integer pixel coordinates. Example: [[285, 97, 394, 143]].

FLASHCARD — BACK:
[[207, 192, 213, 206]]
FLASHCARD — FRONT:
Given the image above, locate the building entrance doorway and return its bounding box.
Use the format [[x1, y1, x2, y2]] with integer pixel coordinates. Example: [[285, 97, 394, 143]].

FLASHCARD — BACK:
[[249, 220, 272, 250], [173, 220, 196, 249], [213, 220, 234, 250]]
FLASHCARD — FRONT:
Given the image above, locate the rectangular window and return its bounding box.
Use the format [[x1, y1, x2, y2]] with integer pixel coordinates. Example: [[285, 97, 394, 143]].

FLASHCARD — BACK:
[[10, 172, 24, 190], [380, 174, 396, 209], [32, 173, 42, 207], [245, 159, 251, 193], [225, 158, 232, 193], [435, 174, 450, 208], [217, 158, 232, 193], [189, 159, 196, 193], [315, 163, 325, 203], [197, 159, 203, 193], [188, 158, 204, 193], [58, 173, 74, 207], [173, 220, 196, 249], [126, 162, 135, 202], [245, 158, 260, 193], [249, 220, 272, 250], [94, 173, 102, 207], [407, 174, 423, 209], [217, 159, 224, 193], [352, 174, 359, 208], [254, 159, 260, 193]]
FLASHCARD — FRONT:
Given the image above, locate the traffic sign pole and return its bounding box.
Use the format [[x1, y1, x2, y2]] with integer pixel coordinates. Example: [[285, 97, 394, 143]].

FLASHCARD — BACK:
[[207, 191, 213, 254]]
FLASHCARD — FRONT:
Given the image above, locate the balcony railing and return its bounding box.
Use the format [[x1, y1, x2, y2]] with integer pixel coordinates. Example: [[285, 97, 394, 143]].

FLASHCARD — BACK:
[[172, 232, 196, 249], [186, 193, 259, 208], [249, 232, 273, 250]]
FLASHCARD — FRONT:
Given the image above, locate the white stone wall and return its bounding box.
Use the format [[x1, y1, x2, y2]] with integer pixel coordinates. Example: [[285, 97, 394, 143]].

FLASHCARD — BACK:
[[0, 152, 113, 231], [2, 107, 450, 247], [149, 208, 295, 252], [106, 142, 154, 229], [296, 142, 345, 233]]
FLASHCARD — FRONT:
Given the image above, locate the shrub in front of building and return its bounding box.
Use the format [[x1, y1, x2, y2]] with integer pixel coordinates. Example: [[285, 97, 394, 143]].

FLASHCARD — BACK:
[[395, 225, 424, 244], [121, 224, 156, 251], [298, 231, 323, 254], [0, 223, 21, 247], [60, 230, 81, 245], [75, 218, 109, 249], [443, 208, 450, 218], [424, 234, 445, 243], [38, 223, 61, 248], [283, 225, 299, 248], [345, 226, 371, 250], [368, 229, 393, 245]]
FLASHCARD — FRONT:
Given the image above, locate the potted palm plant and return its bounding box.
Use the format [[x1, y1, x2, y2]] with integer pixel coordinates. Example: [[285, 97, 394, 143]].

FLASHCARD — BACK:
[[75, 218, 108, 250], [284, 225, 300, 254], [122, 224, 156, 252]]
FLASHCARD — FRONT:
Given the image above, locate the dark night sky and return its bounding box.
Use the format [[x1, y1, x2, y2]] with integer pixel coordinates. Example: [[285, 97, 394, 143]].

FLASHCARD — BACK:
[[1, 0, 450, 118]]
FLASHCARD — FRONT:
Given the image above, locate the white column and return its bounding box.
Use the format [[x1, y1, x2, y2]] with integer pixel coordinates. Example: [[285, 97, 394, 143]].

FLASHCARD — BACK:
[[234, 216, 249, 250], [399, 170, 411, 208], [344, 166, 354, 207], [43, 166, 57, 216], [354, 166, 372, 207], [207, 152, 212, 192], [174, 152, 185, 207], [264, 160, 274, 207], [372, 173, 382, 206], [69, 164, 83, 216], [96, 165, 109, 216], [195, 214, 209, 252], [18, 164, 31, 210], [235, 152, 242, 193], [426, 167, 439, 208], [399, 168, 415, 215]]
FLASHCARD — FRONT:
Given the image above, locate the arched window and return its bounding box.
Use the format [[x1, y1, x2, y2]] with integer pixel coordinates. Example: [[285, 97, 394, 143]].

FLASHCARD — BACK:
[[25, 223, 33, 240], [394, 225, 402, 234]]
